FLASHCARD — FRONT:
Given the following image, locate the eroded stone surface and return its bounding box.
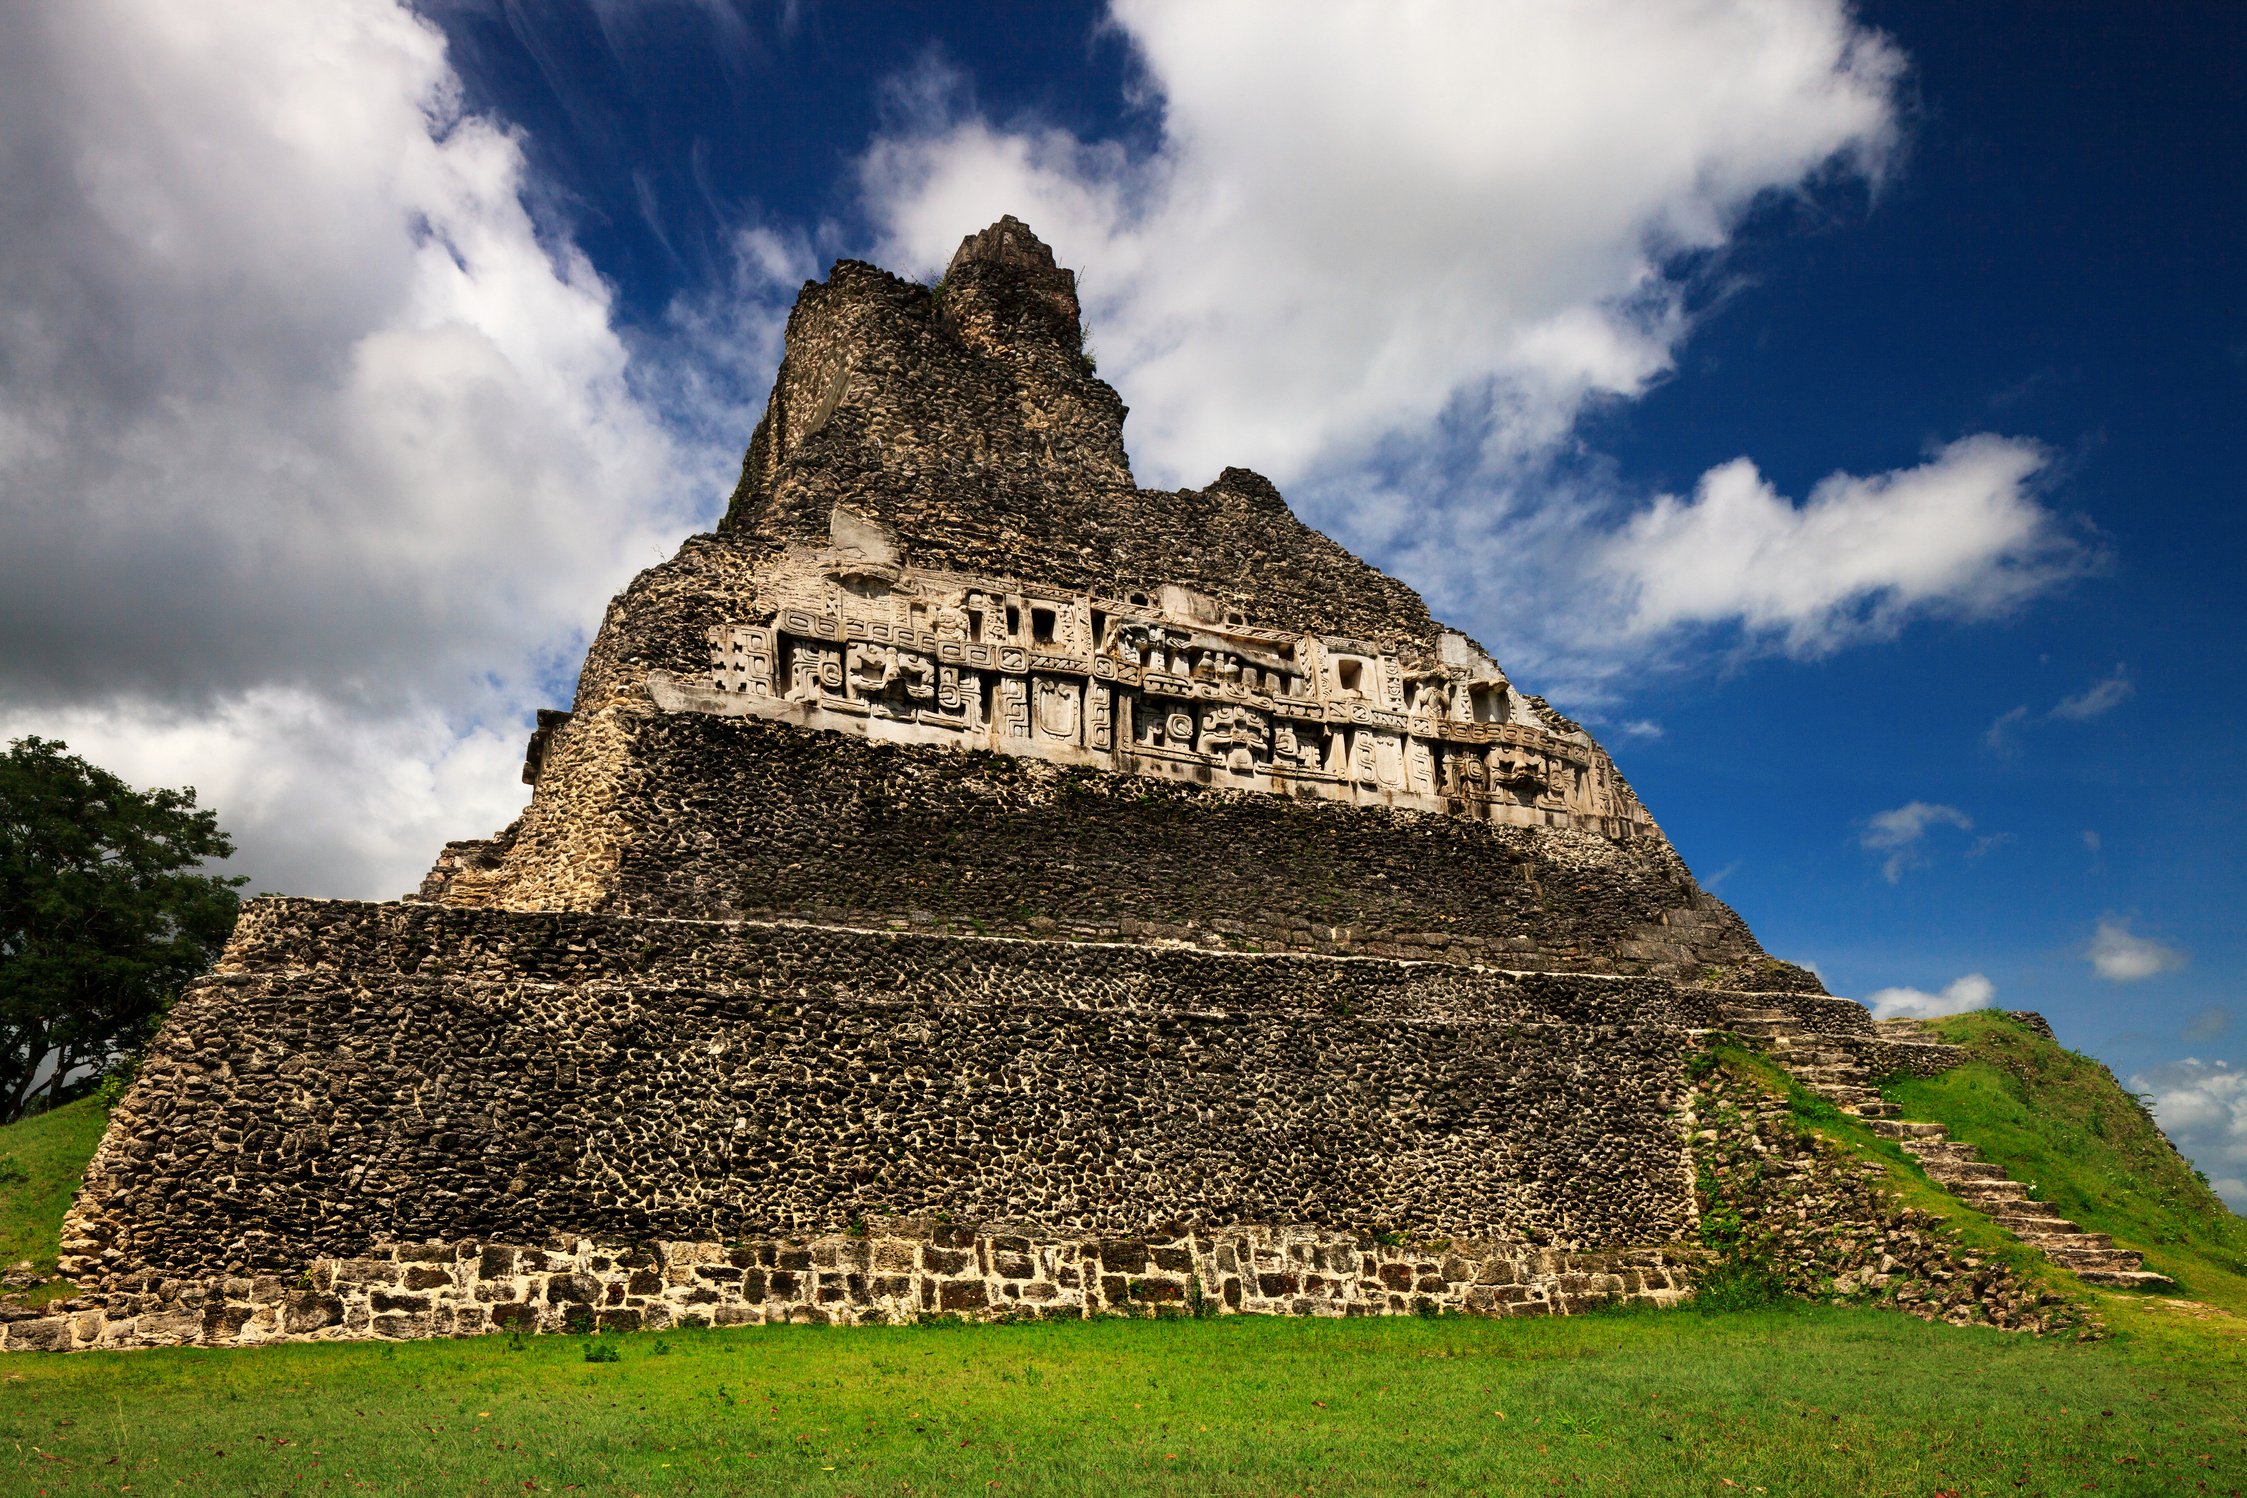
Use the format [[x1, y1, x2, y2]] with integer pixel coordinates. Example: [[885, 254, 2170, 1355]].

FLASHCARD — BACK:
[[62, 899, 1727, 1287]]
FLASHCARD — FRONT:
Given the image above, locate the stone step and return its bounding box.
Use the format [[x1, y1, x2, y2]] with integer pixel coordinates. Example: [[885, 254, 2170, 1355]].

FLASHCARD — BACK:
[[1991, 1212, 2083, 1235], [2020, 1229, 2113, 1251], [1947, 1178, 2033, 1202], [1844, 1100, 1900, 1119], [1919, 1160, 2009, 1182], [2041, 1238, 2137, 1264], [2071, 1267, 2177, 1290], [1871, 1120, 1948, 1140]]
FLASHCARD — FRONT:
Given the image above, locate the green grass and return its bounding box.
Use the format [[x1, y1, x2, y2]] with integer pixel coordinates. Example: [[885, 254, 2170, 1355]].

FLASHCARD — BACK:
[[2, 1308, 2243, 1495], [0, 1097, 106, 1305], [1887, 1011, 2247, 1315]]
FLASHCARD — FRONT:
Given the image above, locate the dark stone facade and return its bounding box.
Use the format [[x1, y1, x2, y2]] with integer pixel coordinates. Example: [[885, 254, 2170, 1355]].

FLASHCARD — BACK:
[[63, 898, 1725, 1287], [444, 708, 1817, 987]]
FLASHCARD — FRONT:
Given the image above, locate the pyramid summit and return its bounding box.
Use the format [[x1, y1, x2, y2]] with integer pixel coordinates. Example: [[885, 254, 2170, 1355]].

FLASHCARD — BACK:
[[33, 219, 2047, 1352]]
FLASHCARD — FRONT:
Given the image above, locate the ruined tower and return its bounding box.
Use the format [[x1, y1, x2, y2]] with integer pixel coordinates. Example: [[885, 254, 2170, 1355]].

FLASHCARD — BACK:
[[51, 218, 1942, 1346]]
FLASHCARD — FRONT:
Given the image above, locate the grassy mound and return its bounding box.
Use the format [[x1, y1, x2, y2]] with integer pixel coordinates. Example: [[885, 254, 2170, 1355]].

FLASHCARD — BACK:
[[0, 1097, 105, 1305], [1886, 1011, 2247, 1314]]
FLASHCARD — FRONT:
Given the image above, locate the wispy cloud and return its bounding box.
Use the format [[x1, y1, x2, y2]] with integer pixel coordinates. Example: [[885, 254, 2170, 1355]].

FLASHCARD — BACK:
[[2051, 665, 2134, 721], [1867, 972, 1996, 1020], [1986, 664, 2132, 756], [2086, 916, 2188, 983], [1984, 704, 2032, 755], [2184, 1006, 2232, 1044], [1860, 801, 1974, 883], [1598, 438, 2079, 659]]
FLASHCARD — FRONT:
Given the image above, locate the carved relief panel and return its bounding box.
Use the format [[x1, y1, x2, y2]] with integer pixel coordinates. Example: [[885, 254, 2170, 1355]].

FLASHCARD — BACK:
[[654, 545, 1660, 842]]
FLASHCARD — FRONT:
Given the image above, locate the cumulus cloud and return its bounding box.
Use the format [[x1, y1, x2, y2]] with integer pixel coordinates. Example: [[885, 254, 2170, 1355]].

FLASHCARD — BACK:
[[855, 1, 2084, 690], [1860, 801, 1974, 883], [866, 0, 1906, 485], [0, 0, 734, 895], [1867, 972, 1996, 1021], [1601, 438, 2076, 655], [2129, 1059, 2247, 1211], [2086, 916, 2188, 983]]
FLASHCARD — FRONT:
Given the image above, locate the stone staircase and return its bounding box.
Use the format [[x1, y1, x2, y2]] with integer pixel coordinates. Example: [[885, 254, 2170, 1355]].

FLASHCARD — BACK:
[[1716, 1001, 2175, 1292], [1716, 1004, 1899, 1119], [1866, 1119, 2172, 1289]]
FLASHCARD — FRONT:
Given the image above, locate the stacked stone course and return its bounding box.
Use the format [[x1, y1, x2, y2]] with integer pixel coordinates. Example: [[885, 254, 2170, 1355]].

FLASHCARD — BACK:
[[8, 1226, 1696, 1352]]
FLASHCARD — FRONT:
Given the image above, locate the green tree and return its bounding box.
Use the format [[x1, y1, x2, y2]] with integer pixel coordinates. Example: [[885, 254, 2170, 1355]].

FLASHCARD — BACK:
[[0, 737, 242, 1122]]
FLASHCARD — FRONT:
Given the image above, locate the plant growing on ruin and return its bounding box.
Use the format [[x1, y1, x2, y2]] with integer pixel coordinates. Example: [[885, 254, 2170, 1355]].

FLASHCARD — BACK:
[[0, 737, 242, 1123]]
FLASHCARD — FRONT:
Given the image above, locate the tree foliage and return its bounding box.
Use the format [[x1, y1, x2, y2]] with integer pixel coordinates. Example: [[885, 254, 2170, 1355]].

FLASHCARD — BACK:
[[1, 737, 242, 1122]]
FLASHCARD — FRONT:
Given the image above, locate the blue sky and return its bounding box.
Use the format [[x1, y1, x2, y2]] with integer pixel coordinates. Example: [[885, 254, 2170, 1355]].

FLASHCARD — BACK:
[[0, 2, 2240, 1198]]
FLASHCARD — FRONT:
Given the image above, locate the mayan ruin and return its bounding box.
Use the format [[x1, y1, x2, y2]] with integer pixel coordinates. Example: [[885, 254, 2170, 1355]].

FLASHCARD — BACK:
[[11, 217, 2171, 1354]]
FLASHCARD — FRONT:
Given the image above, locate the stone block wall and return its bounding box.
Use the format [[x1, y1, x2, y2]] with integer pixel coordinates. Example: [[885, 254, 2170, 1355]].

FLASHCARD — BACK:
[[446, 708, 1815, 990], [6, 1224, 1696, 1351], [63, 899, 1710, 1289]]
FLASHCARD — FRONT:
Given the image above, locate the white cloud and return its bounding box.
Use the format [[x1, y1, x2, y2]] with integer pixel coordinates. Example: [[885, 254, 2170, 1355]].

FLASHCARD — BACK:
[[2086, 916, 2188, 983], [2051, 665, 2134, 721], [1859, 801, 1973, 883], [1601, 438, 2074, 655], [0, 0, 740, 896], [14, 692, 528, 900], [856, 1, 2085, 691], [867, 0, 1909, 486], [1867, 972, 1996, 1021], [2128, 1059, 2247, 1212]]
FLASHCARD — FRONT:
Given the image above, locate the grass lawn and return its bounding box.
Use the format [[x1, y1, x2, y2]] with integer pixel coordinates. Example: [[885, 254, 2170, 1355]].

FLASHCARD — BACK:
[[0, 1303, 2242, 1496]]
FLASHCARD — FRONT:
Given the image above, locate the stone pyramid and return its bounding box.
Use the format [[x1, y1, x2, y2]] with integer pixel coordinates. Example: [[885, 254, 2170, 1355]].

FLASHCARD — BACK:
[[50, 218, 1926, 1348]]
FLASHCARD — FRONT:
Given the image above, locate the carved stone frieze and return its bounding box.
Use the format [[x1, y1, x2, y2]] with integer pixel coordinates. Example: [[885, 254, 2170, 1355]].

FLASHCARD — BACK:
[[646, 514, 1657, 840]]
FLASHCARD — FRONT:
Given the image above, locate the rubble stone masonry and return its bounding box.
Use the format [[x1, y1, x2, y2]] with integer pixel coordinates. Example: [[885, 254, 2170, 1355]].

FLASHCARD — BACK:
[[62, 898, 1729, 1290]]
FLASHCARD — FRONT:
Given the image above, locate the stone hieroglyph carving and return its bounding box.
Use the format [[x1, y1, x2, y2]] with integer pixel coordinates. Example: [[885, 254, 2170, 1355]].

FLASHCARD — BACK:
[[647, 510, 1657, 840]]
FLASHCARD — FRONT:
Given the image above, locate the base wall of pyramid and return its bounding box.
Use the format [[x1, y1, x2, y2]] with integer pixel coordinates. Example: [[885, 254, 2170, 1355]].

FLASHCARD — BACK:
[[60, 898, 1807, 1288]]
